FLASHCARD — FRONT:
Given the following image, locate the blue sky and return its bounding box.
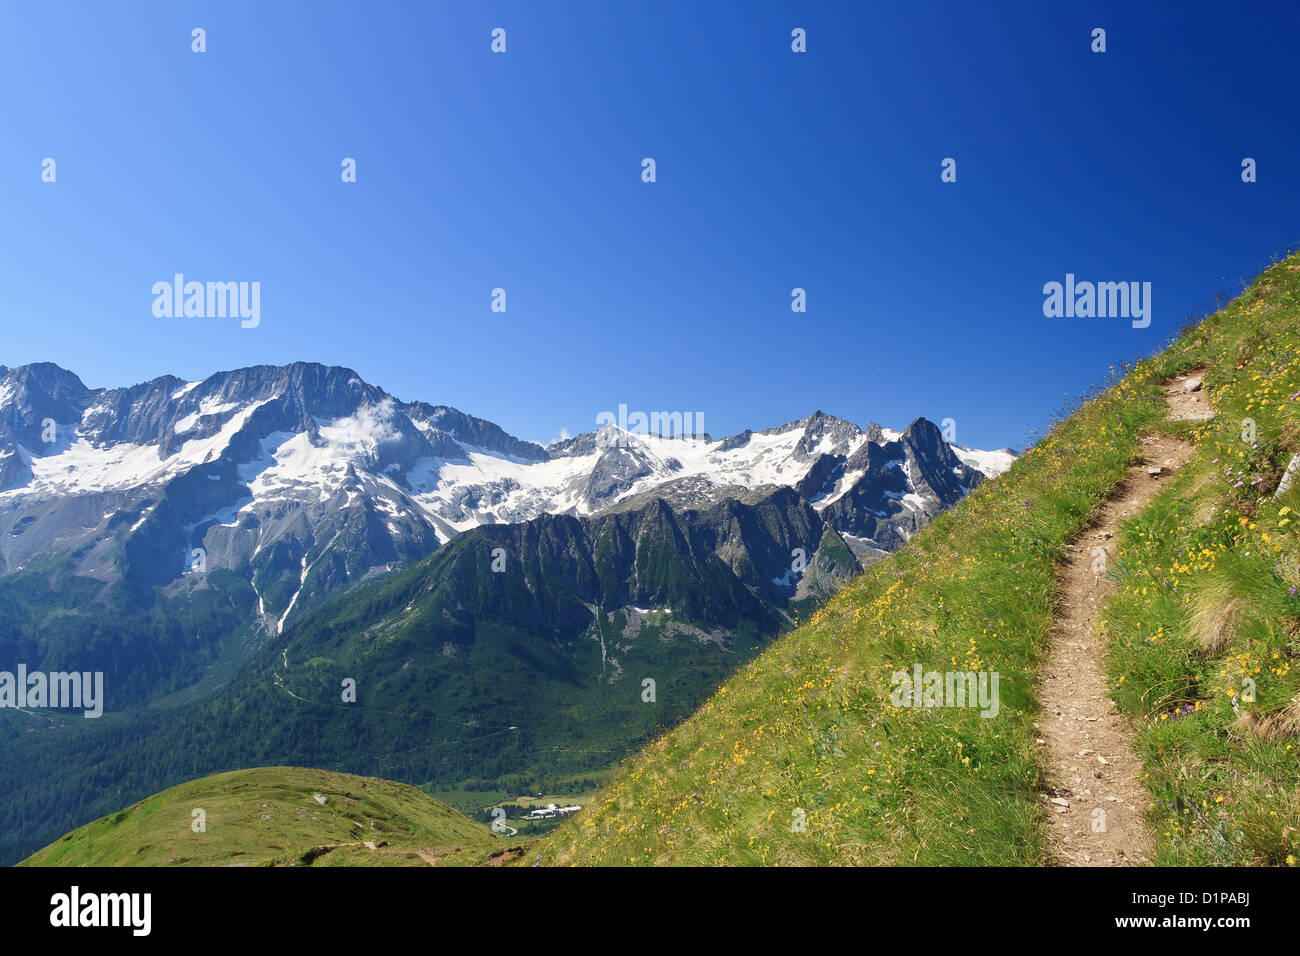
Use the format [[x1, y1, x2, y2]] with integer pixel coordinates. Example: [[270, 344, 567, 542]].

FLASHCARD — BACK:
[[2, 0, 1297, 451]]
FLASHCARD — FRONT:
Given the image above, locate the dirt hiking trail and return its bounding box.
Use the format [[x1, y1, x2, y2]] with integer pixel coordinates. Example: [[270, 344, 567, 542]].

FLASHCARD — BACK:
[[1038, 371, 1209, 866]]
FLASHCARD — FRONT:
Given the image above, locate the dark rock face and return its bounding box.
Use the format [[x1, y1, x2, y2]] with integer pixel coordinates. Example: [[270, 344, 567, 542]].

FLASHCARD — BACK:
[[392, 483, 860, 649], [407, 402, 549, 462], [0, 363, 93, 457]]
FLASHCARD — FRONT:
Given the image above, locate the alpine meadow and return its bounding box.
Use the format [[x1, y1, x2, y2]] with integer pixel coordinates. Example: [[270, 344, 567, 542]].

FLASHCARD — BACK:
[[3, 1, 1299, 940]]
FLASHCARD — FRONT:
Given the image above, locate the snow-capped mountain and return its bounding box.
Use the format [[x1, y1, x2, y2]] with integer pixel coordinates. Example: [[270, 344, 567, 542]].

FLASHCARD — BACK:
[[0, 362, 1015, 632]]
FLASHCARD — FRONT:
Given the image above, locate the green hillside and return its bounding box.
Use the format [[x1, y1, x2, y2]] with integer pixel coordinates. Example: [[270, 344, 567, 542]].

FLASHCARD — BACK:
[[1, 479, 864, 866], [1101, 264, 1300, 865], [20, 766, 506, 867], [529, 251, 1300, 866]]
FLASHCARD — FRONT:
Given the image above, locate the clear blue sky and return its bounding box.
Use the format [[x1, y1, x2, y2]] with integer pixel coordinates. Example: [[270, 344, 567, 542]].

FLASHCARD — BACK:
[[2, 1, 1297, 451]]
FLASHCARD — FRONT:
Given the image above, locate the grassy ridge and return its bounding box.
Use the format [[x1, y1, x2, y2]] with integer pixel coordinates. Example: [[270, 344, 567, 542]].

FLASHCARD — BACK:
[[21, 766, 502, 867], [530, 329, 1188, 865], [1102, 255, 1300, 866]]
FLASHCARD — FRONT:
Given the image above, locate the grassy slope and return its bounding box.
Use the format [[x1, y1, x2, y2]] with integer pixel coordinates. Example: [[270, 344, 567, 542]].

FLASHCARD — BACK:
[[530, 251, 1300, 867], [1103, 256, 1300, 866], [21, 766, 503, 867]]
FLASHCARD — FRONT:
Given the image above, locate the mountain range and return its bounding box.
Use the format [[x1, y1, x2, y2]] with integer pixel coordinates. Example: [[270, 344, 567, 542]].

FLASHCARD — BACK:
[[0, 361, 1012, 636], [0, 360, 1014, 862]]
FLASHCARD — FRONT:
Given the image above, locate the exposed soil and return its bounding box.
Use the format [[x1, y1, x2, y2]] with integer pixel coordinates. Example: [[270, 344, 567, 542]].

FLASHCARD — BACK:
[[1038, 371, 1206, 865], [483, 845, 526, 867]]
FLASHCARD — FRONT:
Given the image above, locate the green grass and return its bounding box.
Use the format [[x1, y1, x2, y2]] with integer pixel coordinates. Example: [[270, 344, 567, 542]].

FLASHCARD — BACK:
[[527, 250, 1300, 867], [20, 766, 506, 867], [1101, 254, 1300, 866]]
